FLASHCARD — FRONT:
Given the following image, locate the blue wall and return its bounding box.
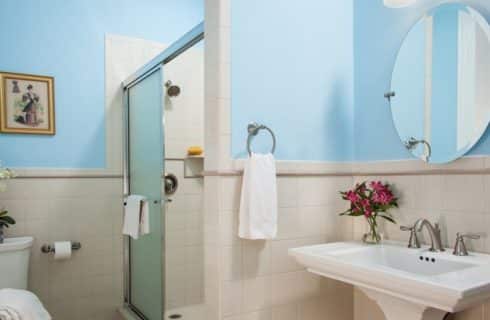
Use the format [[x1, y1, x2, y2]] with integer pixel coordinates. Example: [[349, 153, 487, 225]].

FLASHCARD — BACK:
[[7, 1, 490, 165], [354, 0, 490, 161], [0, 0, 203, 168], [231, 0, 354, 161]]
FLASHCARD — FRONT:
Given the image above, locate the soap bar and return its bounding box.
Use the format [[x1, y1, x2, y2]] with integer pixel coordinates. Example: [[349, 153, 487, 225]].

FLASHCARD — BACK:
[[187, 146, 203, 156]]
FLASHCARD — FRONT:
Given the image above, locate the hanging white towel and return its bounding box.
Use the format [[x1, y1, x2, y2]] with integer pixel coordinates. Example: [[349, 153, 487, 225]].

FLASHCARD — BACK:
[[139, 198, 150, 236], [0, 289, 51, 320], [239, 153, 278, 239], [123, 195, 150, 239]]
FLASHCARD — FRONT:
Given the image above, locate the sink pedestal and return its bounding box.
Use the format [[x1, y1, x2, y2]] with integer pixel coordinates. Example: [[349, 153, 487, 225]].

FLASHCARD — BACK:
[[360, 288, 448, 320]]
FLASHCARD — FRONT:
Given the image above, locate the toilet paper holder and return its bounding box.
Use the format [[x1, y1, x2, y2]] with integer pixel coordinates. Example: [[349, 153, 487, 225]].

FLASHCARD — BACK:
[[41, 241, 82, 253]]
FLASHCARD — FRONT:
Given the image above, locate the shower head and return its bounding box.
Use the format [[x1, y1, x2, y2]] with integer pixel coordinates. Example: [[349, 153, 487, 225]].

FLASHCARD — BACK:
[[165, 80, 181, 97]]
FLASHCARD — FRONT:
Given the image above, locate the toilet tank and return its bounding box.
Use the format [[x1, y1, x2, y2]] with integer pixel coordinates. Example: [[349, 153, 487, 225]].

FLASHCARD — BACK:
[[0, 237, 33, 289]]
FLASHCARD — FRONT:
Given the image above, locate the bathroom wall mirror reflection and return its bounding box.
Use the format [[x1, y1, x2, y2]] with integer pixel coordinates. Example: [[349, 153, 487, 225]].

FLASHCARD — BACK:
[[390, 3, 490, 163]]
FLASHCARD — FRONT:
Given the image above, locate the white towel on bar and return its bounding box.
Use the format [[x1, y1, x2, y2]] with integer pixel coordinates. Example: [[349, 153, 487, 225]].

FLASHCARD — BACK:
[[0, 289, 51, 320], [239, 153, 278, 239], [123, 195, 150, 239]]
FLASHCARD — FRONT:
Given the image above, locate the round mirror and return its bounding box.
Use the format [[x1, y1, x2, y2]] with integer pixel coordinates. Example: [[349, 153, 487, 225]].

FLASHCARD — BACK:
[[390, 3, 490, 163]]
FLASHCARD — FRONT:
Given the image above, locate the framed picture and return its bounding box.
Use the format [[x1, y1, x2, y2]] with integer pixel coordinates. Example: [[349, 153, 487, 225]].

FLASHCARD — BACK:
[[0, 72, 55, 135]]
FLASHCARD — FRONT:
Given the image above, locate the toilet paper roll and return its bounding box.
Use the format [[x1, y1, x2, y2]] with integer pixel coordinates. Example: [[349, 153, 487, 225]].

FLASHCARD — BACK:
[[54, 241, 72, 260]]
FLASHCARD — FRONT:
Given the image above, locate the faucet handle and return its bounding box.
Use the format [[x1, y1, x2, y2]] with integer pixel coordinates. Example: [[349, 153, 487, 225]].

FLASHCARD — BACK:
[[458, 233, 481, 240], [453, 233, 481, 256], [400, 225, 414, 231], [400, 225, 420, 248]]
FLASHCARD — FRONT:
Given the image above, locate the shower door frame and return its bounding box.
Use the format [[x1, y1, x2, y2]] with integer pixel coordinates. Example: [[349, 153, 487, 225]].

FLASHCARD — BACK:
[[122, 22, 204, 320]]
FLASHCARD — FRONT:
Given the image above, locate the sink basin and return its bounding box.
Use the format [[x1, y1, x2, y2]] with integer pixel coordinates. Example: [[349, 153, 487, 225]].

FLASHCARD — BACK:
[[332, 245, 477, 276], [289, 241, 490, 320]]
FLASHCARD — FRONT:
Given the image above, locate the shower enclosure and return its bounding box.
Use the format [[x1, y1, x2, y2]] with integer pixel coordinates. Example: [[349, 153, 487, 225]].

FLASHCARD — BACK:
[[122, 23, 204, 320]]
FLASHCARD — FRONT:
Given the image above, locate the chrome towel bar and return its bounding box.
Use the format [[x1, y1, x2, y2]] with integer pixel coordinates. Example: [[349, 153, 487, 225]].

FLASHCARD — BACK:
[[247, 122, 276, 156], [123, 198, 171, 206]]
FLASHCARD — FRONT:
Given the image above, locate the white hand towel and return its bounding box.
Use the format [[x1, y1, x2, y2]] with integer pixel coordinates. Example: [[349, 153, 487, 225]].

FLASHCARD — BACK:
[[123, 195, 150, 239], [0, 289, 51, 320], [239, 153, 278, 239], [139, 199, 150, 236]]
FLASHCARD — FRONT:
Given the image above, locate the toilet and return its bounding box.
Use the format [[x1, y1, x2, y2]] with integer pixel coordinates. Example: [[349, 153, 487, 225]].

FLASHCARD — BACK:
[[0, 237, 51, 318], [0, 237, 33, 290]]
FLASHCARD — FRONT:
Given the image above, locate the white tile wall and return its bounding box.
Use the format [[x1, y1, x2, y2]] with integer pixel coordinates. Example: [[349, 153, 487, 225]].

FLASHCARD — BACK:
[[0, 178, 123, 320], [163, 29, 205, 311], [204, 164, 490, 320], [204, 175, 354, 320], [164, 44, 205, 159], [13, 171, 490, 320], [165, 161, 205, 309]]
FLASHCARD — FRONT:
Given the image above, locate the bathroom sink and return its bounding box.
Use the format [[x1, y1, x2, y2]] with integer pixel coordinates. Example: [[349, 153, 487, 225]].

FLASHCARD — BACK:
[[289, 241, 490, 320]]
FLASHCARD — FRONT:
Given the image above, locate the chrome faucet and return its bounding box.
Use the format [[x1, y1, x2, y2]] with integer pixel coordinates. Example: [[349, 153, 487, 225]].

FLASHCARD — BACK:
[[414, 219, 445, 252]]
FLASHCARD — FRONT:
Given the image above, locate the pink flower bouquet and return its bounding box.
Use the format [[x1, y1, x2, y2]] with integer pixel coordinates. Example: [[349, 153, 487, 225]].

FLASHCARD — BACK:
[[339, 181, 398, 244]]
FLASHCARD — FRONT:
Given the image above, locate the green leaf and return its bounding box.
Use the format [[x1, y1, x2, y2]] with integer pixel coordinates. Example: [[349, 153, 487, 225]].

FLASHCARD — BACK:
[[348, 211, 364, 217], [0, 210, 7, 217], [380, 215, 396, 224], [0, 216, 16, 225], [339, 210, 351, 216]]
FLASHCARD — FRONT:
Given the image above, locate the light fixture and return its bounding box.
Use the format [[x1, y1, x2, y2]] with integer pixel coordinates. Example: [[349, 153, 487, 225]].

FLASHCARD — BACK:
[[383, 0, 417, 8]]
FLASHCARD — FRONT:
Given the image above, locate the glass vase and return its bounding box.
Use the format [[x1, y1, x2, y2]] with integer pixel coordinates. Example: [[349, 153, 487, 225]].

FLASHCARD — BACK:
[[362, 217, 382, 244]]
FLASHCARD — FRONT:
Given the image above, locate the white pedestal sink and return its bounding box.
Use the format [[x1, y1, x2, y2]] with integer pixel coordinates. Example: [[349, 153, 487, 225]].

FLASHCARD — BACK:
[[289, 242, 490, 320]]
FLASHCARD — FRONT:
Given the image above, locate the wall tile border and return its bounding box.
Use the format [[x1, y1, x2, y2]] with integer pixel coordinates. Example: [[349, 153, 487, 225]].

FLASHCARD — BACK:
[[201, 156, 490, 177]]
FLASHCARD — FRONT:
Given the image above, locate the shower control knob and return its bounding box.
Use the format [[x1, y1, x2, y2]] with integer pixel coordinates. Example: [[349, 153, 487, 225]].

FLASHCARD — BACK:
[[164, 173, 178, 195]]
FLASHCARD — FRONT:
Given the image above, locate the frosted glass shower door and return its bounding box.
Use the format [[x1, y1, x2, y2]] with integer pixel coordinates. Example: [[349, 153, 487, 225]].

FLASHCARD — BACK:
[[127, 68, 165, 320]]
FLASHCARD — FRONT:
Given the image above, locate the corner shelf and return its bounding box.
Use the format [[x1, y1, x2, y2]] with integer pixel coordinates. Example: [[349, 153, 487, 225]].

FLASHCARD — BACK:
[[165, 155, 204, 178]]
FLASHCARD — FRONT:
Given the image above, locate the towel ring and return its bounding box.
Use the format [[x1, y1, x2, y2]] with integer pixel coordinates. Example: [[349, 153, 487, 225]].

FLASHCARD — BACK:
[[247, 122, 276, 155]]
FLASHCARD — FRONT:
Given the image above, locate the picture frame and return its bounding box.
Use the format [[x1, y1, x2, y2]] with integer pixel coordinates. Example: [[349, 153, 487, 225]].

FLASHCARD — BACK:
[[0, 72, 55, 135]]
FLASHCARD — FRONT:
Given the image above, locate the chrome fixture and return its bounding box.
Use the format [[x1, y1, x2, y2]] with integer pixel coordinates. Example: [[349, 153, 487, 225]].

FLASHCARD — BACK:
[[414, 219, 445, 252], [404, 137, 432, 162], [247, 122, 276, 156], [400, 224, 420, 248], [123, 198, 168, 205], [383, 0, 417, 8], [453, 233, 481, 256], [164, 173, 179, 195], [41, 241, 81, 254], [384, 91, 396, 101], [165, 80, 181, 97]]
